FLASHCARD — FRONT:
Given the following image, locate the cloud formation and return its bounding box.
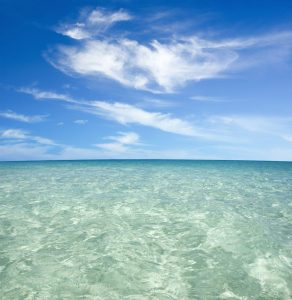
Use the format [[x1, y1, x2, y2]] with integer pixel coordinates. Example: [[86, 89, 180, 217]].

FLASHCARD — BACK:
[[0, 110, 48, 123], [96, 131, 140, 153], [19, 86, 292, 149], [18, 87, 216, 139], [0, 128, 104, 160], [48, 7, 292, 93], [190, 96, 223, 102], [108, 131, 139, 145], [57, 8, 132, 40], [74, 119, 88, 125], [50, 37, 238, 93], [0, 129, 56, 145], [209, 115, 292, 142], [89, 101, 202, 137], [19, 87, 73, 102]]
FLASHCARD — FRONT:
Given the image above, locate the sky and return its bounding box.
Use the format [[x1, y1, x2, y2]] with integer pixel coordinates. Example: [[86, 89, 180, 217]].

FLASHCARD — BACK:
[[0, 0, 292, 161]]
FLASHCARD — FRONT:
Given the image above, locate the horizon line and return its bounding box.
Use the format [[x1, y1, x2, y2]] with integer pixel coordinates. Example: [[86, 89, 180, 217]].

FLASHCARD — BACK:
[[0, 158, 291, 163]]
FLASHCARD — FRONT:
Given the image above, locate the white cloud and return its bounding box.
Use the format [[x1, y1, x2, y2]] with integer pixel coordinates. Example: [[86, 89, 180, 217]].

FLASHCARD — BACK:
[[108, 131, 139, 145], [19, 86, 292, 147], [0, 143, 55, 161], [138, 98, 177, 108], [0, 128, 105, 161], [87, 8, 131, 25], [1, 129, 28, 139], [49, 8, 292, 93], [60, 25, 90, 40], [190, 96, 223, 102], [95, 142, 128, 153], [74, 119, 88, 125], [0, 142, 213, 161], [0, 129, 56, 145], [32, 136, 56, 145], [209, 115, 286, 133], [18, 87, 217, 139], [88, 101, 210, 138], [57, 8, 132, 40], [0, 128, 194, 160], [19, 87, 73, 102], [95, 131, 140, 153], [209, 115, 292, 143], [0, 110, 48, 123], [50, 38, 238, 93], [56, 146, 104, 160]]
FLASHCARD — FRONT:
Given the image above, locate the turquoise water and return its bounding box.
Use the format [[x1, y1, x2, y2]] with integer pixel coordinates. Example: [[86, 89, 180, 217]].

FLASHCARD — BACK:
[[0, 160, 292, 299]]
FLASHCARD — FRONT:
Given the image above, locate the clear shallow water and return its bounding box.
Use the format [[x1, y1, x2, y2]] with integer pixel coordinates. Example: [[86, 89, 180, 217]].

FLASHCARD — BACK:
[[0, 160, 292, 300]]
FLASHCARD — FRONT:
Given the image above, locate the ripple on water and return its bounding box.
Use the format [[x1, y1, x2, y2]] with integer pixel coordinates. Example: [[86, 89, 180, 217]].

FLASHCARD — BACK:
[[0, 160, 291, 299]]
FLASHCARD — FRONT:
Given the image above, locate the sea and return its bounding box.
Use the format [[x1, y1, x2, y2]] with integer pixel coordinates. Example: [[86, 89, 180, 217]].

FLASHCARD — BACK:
[[0, 160, 291, 299]]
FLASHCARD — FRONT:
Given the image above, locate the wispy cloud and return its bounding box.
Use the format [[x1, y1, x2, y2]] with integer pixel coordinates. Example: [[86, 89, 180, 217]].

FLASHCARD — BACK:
[[48, 7, 292, 93], [1, 129, 27, 139], [107, 131, 140, 145], [19, 87, 73, 102], [0, 128, 202, 160], [0, 143, 55, 161], [74, 119, 88, 125], [209, 115, 285, 133], [209, 115, 292, 142], [0, 128, 103, 160], [49, 37, 237, 93], [87, 101, 211, 138], [51, 32, 292, 93], [190, 96, 224, 102], [19, 87, 217, 139], [19, 86, 292, 147], [137, 98, 178, 108], [57, 8, 132, 40], [95, 131, 140, 153], [0, 129, 56, 145], [0, 110, 48, 123], [0, 128, 100, 160]]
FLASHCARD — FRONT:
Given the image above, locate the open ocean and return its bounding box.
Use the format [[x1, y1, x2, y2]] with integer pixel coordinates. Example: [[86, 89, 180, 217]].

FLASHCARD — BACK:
[[0, 160, 291, 299]]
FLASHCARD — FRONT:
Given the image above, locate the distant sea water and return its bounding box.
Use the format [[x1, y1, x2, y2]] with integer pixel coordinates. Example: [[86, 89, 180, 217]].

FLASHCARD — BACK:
[[0, 160, 291, 299]]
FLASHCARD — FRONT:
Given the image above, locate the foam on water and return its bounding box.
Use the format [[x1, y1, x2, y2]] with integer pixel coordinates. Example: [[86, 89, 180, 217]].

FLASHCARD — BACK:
[[0, 160, 291, 299]]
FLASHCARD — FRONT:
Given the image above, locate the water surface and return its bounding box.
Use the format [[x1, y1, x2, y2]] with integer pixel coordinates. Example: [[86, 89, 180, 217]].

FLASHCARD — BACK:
[[0, 160, 291, 299]]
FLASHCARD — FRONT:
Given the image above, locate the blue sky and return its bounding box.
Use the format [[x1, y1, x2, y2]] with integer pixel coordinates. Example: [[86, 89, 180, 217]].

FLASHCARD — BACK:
[[1, 0, 292, 161]]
